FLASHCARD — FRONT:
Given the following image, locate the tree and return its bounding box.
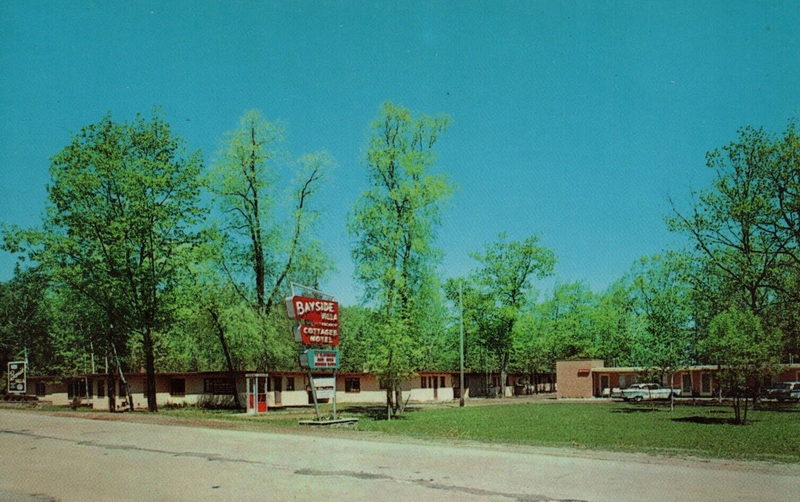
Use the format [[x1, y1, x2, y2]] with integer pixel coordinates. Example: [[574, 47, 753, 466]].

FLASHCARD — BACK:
[[209, 111, 332, 368], [668, 126, 784, 319], [630, 253, 694, 410], [5, 112, 204, 411], [337, 305, 375, 373], [589, 280, 639, 367], [467, 234, 555, 397], [704, 307, 780, 424], [759, 123, 800, 360], [349, 102, 452, 417], [670, 123, 800, 364], [0, 266, 56, 379]]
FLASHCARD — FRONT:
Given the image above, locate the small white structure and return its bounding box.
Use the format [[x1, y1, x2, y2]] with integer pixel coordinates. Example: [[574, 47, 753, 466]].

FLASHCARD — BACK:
[[245, 373, 268, 414]]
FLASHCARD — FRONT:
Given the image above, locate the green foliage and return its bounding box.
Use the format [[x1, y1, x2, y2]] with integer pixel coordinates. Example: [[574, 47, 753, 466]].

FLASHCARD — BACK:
[[350, 102, 452, 314], [704, 306, 781, 424], [348, 102, 452, 414], [670, 123, 800, 361], [206, 110, 333, 371], [5, 111, 205, 410], [338, 305, 374, 372], [453, 234, 555, 390], [0, 266, 57, 374], [629, 253, 694, 375]]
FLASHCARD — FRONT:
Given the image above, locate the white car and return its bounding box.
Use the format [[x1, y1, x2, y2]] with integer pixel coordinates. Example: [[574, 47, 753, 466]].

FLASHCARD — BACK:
[[766, 382, 800, 402], [620, 383, 680, 402]]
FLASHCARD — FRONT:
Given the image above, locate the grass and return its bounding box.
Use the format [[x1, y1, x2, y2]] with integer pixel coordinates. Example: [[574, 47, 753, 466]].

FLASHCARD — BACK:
[[350, 401, 800, 462], [31, 399, 800, 462]]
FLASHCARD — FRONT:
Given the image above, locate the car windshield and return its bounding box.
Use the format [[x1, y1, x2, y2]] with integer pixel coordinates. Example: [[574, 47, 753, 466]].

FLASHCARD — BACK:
[[773, 383, 790, 390]]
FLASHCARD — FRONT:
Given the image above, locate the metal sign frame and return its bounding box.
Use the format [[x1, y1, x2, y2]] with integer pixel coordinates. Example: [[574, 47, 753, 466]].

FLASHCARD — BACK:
[[7, 361, 27, 394], [288, 283, 339, 421]]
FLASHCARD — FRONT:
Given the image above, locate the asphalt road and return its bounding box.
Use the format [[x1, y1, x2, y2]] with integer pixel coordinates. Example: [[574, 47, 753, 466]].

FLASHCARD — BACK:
[[1, 409, 798, 502]]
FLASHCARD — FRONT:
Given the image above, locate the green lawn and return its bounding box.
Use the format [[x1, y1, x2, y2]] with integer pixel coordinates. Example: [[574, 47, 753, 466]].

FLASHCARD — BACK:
[[99, 400, 800, 463], [350, 402, 800, 462]]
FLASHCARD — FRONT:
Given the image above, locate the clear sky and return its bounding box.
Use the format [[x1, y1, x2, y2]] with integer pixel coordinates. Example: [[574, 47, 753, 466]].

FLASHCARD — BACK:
[[2, 2, 799, 306]]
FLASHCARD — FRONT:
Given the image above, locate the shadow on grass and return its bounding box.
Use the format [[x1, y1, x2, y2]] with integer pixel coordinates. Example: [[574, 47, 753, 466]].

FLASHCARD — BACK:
[[611, 406, 662, 413], [343, 405, 421, 421], [671, 416, 754, 425], [754, 404, 800, 413]]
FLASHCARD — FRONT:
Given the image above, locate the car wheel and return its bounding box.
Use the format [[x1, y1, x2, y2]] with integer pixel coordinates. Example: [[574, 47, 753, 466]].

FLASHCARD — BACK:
[[633, 395, 643, 403]]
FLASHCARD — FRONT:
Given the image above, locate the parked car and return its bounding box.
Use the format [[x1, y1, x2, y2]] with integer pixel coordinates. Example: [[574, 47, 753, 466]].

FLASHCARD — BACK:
[[765, 381, 800, 402], [620, 383, 681, 402], [601, 387, 623, 398]]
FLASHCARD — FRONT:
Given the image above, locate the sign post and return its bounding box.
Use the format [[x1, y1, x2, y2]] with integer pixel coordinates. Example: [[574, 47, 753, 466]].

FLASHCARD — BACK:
[[287, 285, 341, 422]]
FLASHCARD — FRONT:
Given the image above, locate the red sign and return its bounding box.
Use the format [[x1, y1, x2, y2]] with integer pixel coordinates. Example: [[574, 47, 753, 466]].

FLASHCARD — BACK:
[[294, 325, 340, 346], [286, 296, 339, 327]]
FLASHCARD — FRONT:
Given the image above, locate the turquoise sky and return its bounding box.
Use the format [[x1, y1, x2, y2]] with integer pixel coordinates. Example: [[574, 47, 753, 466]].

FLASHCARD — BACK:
[[2, 2, 799, 305]]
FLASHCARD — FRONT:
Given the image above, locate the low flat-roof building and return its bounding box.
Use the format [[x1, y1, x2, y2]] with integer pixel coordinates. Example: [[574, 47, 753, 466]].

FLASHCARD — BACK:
[[26, 370, 458, 411], [556, 360, 800, 399]]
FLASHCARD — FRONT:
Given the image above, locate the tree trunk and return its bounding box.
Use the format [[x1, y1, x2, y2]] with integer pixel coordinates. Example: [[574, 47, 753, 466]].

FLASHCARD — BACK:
[[209, 307, 242, 409], [249, 124, 267, 314], [143, 326, 158, 412], [669, 371, 675, 412], [107, 373, 116, 412], [394, 387, 403, 415], [499, 351, 510, 399], [385, 387, 393, 420]]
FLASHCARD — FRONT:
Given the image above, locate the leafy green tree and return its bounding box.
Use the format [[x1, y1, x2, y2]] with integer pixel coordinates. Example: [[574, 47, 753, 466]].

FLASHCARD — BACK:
[[208, 111, 332, 368], [5, 112, 204, 411], [589, 280, 639, 367], [704, 307, 781, 424], [349, 102, 452, 417], [467, 234, 555, 397], [669, 126, 784, 319], [630, 253, 695, 410], [759, 123, 800, 360], [337, 305, 375, 372], [670, 123, 800, 363], [0, 266, 56, 379], [444, 277, 500, 381]]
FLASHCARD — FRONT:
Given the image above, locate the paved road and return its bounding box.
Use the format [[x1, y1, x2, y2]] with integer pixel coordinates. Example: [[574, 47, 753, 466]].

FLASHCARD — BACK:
[[1, 410, 798, 502]]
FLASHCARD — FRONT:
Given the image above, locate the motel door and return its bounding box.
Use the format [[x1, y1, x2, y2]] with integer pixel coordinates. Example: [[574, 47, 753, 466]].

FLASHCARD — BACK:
[[272, 376, 282, 405], [682, 374, 692, 396], [600, 375, 609, 396]]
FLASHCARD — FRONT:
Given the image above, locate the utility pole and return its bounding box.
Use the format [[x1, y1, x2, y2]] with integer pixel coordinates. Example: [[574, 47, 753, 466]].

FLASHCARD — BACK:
[[459, 280, 465, 407]]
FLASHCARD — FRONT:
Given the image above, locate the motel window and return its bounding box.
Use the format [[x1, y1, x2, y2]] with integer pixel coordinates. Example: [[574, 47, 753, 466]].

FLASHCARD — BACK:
[[97, 380, 105, 398], [286, 377, 295, 391], [204, 378, 234, 395], [345, 378, 361, 393], [35, 382, 46, 396], [170, 378, 186, 396], [67, 380, 88, 399], [421, 377, 427, 388], [440, 376, 446, 388]]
